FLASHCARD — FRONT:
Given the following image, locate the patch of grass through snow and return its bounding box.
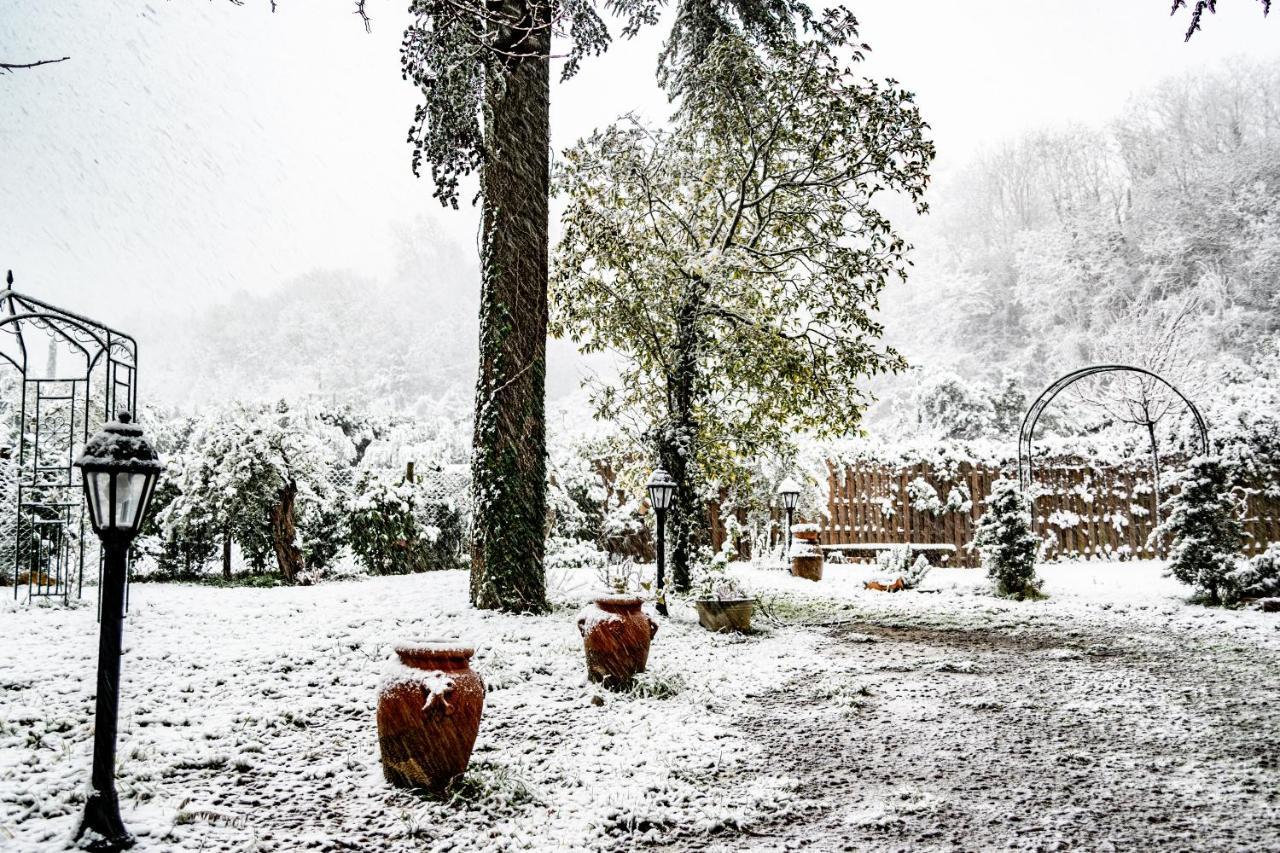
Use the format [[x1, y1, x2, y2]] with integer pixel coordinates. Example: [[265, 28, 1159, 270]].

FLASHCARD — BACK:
[[625, 668, 686, 700], [755, 591, 853, 626], [443, 761, 539, 810]]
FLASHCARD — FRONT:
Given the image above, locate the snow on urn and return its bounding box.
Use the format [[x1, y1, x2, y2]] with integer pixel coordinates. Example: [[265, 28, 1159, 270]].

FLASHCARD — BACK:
[[377, 642, 485, 792], [790, 523, 824, 582], [576, 594, 658, 688]]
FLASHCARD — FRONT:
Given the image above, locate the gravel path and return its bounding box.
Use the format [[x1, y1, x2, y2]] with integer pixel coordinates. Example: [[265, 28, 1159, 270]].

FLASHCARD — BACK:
[[706, 604, 1280, 853]]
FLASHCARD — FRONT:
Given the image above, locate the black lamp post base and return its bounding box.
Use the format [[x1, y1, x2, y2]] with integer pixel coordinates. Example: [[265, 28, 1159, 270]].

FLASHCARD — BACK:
[[75, 791, 134, 852]]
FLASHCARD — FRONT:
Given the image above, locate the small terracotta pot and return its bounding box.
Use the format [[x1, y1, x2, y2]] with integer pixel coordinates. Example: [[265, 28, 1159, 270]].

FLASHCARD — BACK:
[[791, 526, 821, 544], [377, 641, 485, 792], [576, 595, 658, 688], [696, 598, 756, 633], [788, 550, 819, 578]]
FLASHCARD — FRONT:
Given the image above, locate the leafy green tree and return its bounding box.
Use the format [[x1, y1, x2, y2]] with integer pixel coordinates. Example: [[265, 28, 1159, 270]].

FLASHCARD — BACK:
[[551, 15, 933, 591], [400, 0, 812, 612]]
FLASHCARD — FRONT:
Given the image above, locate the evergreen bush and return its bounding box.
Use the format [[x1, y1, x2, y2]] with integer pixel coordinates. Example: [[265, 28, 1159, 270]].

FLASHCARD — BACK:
[[973, 479, 1041, 599], [1157, 457, 1243, 605]]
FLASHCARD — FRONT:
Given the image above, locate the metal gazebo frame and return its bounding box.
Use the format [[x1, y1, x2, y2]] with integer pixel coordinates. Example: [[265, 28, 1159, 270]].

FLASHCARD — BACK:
[[1017, 364, 1209, 493], [0, 271, 138, 601]]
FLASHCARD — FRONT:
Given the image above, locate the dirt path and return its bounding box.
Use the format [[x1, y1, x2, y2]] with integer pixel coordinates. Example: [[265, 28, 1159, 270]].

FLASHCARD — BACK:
[[703, 613, 1280, 853]]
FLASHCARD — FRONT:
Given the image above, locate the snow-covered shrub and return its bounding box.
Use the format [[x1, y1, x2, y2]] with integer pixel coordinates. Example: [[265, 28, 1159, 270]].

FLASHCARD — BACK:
[[873, 545, 932, 589], [913, 372, 995, 441], [155, 402, 351, 580], [1157, 457, 1244, 605], [972, 479, 1041, 599], [904, 478, 972, 517], [349, 466, 467, 575], [1207, 345, 1280, 498], [348, 474, 429, 575], [545, 539, 608, 574], [546, 444, 607, 546], [906, 478, 942, 514], [1225, 543, 1280, 604], [694, 551, 751, 601]]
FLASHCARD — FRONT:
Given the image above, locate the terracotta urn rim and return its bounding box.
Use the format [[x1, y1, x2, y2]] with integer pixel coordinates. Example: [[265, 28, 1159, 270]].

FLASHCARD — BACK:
[[394, 640, 475, 669], [695, 597, 756, 606], [594, 593, 643, 608]]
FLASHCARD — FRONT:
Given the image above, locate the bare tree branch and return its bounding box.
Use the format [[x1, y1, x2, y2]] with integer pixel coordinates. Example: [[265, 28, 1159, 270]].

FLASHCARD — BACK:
[[0, 56, 69, 73], [1172, 0, 1272, 41]]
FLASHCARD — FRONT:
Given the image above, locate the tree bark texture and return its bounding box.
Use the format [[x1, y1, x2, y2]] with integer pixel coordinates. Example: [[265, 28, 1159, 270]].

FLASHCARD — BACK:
[[469, 0, 551, 613], [658, 285, 705, 593], [269, 480, 304, 583]]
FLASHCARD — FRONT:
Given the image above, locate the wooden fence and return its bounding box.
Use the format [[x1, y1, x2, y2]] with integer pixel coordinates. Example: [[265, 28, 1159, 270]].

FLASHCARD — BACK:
[[817, 461, 1280, 567]]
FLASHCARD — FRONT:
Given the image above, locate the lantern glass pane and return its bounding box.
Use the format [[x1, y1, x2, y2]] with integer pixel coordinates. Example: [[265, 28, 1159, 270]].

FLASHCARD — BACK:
[[648, 483, 675, 511], [113, 472, 151, 531], [85, 471, 111, 529]]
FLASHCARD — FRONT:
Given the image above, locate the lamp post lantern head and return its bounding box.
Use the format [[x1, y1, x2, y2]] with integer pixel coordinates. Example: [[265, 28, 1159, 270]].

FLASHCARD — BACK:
[[75, 412, 163, 539], [779, 478, 802, 512], [646, 467, 677, 512]]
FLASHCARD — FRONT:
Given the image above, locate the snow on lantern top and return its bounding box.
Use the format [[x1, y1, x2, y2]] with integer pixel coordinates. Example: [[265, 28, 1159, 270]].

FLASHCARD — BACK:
[[75, 412, 163, 474]]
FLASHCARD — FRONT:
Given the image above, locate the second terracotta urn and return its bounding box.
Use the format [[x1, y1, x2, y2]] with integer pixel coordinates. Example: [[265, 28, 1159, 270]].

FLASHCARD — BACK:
[[790, 524, 824, 581], [377, 641, 485, 793], [576, 594, 658, 688]]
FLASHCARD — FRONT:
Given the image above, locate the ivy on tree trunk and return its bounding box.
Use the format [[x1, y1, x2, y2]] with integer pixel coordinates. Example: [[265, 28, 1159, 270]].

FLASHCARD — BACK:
[[469, 0, 551, 613]]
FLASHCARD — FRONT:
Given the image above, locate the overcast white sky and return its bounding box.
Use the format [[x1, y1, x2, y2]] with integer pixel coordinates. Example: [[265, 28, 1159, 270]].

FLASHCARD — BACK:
[[1, 1, 1276, 343]]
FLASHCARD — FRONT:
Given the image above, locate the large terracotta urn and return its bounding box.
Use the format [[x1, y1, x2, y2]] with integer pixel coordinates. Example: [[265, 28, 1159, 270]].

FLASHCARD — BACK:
[[790, 524, 824, 581], [576, 594, 658, 688], [377, 641, 484, 792]]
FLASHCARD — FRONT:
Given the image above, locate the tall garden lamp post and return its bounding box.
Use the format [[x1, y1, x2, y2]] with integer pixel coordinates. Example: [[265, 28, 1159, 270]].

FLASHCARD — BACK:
[[73, 412, 163, 852], [779, 479, 801, 557], [646, 468, 676, 617]]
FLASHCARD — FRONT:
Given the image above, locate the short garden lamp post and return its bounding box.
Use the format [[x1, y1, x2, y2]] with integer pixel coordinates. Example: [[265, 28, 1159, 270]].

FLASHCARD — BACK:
[[646, 467, 677, 617], [74, 412, 163, 852], [779, 478, 801, 555]]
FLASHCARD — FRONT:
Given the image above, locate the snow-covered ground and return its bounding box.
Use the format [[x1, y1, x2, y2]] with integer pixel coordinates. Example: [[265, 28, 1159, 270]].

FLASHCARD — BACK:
[[1, 561, 1276, 851]]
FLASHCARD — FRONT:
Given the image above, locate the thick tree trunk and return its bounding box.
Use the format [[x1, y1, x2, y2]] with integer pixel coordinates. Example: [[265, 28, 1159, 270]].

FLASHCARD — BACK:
[[658, 286, 705, 594], [469, 0, 551, 613], [269, 480, 304, 583]]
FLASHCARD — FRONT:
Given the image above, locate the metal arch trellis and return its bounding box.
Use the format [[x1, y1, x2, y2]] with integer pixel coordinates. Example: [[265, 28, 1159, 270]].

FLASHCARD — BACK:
[[0, 271, 139, 602], [1017, 364, 1210, 493]]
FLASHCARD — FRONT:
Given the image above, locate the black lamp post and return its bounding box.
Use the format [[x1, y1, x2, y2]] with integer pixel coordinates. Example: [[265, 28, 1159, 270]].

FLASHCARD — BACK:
[[779, 478, 801, 557], [74, 413, 163, 852], [646, 467, 676, 617]]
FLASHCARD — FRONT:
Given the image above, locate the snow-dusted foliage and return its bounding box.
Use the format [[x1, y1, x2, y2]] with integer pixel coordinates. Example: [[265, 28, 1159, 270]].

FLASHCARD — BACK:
[[906, 477, 973, 517], [1158, 457, 1244, 605], [1225, 543, 1280, 604], [912, 372, 998, 441], [873, 545, 932, 589], [1208, 344, 1280, 498], [973, 479, 1041, 599], [348, 468, 466, 575], [694, 551, 751, 601], [150, 402, 352, 579]]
